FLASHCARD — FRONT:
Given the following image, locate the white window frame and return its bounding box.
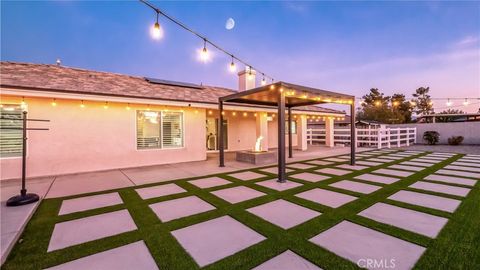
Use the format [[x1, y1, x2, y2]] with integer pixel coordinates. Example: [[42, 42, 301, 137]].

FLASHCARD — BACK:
[[135, 109, 185, 151]]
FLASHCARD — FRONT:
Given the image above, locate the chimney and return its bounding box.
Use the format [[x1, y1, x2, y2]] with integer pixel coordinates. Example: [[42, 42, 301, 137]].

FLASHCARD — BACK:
[[238, 67, 256, 91]]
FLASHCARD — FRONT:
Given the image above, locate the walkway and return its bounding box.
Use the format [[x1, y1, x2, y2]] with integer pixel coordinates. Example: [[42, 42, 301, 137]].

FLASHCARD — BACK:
[[0, 146, 361, 264]]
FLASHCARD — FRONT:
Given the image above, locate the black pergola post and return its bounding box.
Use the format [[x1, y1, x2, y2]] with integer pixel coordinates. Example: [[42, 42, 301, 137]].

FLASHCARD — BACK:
[[287, 107, 293, 158], [219, 100, 225, 167], [277, 91, 286, 183], [350, 102, 356, 165]]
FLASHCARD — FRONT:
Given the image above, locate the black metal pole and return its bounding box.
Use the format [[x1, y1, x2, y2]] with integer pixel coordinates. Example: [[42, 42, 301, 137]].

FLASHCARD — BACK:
[[277, 91, 286, 183], [350, 102, 356, 165], [6, 111, 40, 207], [21, 111, 27, 196], [287, 107, 293, 158], [218, 100, 225, 167]]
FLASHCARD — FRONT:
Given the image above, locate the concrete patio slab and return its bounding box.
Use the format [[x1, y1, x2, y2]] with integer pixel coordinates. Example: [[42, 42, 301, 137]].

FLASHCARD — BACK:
[[171, 216, 265, 267], [45, 241, 158, 270], [310, 221, 425, 270], [252, 250, 322, 270], [305, 160, 333, 166], [323, 158, 348, 162], [121, 165, 191, 185], [289, 172, 330, 182], [336, 164, 369, 171], [354, 174, 400, 185], [229, 171, 266, 181], [259, 167, 294, 174], [389, 165, 424, 172], [445, 165, 480, 173], [366, 158, 390, 163], [135, 183, 186, 200], [421, 156, 447, 160], [48, 210, 137, 252], [287, 163, 317, 170], [410, 158, 438, 164], [388, 190, 461, 213], [329, 180, 382, 194], [256, 179, 303, 191], [211, 186, 265, 204], [59, 192, 123, 215], [46, 170, 133, 199], [400, 161, 431, 167], [356, 161, 382, 166], [247, 200, 320, 229], [409, 181, 471, 197], [372, 168, 414, 178], [424, 174, 476, 187], [315, 168, 352, 176], [149, 196, 215, 222], [435, 169, 480, 179], [359, 203, 448, 238], [451, 161, 480, 168], [188, 177, 231, 189], [296, 188, 357, 208], [382, 156, 403, 160]]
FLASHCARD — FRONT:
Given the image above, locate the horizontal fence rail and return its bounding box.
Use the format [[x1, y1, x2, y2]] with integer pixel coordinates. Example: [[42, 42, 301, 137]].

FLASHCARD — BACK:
[[307, 127, 416, 149]]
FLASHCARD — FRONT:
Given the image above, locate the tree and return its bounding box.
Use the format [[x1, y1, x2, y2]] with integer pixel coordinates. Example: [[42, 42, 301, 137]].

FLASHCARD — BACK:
[[391, 93, 413, 123], [412, 87, 434, 117], [356, 88, 413, 124], [436, 109, 465, 122]]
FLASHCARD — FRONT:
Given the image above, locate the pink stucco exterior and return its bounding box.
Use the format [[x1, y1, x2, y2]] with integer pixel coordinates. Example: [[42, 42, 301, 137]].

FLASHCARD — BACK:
[[0, 94, 340, 180]]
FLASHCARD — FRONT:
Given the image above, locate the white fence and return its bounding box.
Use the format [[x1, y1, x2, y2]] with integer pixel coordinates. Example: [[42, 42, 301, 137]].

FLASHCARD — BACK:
[[307, 127, 416, 148]]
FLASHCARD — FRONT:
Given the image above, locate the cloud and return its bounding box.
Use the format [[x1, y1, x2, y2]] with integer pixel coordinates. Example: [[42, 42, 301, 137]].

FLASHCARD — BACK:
[[456, 35, 479, 47], [283, 2, 310, 13]]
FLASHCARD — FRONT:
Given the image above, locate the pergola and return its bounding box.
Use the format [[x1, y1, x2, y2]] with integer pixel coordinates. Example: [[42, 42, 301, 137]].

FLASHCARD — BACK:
[[218, 81, 356, 182]]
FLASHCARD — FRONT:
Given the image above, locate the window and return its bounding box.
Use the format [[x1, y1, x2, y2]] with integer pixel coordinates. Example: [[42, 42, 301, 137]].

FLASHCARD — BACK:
[[136, 110, 183, 149], [285, 120, 297, 134], [0, 104, 22, 158]]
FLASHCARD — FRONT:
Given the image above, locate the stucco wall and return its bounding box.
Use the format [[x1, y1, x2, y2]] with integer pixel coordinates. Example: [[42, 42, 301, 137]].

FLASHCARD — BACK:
[[0, 96, 207, 180], [389, 122, 480, 145]]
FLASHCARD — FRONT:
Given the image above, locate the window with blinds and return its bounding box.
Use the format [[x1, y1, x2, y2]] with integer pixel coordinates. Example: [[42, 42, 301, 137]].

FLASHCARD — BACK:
[[0, 104, 23, 158], [136, 110, 183, 149], [162, 112, 183, 148]]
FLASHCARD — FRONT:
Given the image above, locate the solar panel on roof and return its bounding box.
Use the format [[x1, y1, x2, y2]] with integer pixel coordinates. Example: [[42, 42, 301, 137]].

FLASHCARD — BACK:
[[144, 77, 203, 89]]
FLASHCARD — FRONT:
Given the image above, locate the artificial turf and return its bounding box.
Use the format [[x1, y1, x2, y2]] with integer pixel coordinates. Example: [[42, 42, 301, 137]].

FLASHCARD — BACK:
[[2, 150, 479, 269]]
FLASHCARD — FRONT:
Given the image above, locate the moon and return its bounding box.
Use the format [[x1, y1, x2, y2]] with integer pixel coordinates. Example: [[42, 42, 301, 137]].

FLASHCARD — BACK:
[[225, 18, 235, 30]]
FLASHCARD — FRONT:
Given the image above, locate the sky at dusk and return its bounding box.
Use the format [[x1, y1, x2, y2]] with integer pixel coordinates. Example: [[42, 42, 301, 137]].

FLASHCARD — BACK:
[[2, 1, 479, 113]]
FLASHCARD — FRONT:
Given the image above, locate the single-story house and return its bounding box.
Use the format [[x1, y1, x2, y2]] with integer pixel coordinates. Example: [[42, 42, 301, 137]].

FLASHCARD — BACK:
[[0, 62, 346, 180]]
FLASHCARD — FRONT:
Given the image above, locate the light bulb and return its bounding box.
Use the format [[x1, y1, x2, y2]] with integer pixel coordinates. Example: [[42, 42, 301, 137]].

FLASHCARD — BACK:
[[80, 100, 85, 108], [103, 102, 109, 109], [446, 99, 452, 107], [200, 40, 209, 62], [463, 99, 469, 106], [150, 22, 164, 40], [51, 99, 57, 106], [126, 104, 131, 110], [261, 77, 266, 86], [375, 101, 381, 106], [229, 57, 236, 72]]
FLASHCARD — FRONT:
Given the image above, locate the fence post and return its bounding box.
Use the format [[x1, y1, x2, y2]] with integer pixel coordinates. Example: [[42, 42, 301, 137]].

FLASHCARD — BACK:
[[406, 128, 410, 146], [377, 128, 382, 149]]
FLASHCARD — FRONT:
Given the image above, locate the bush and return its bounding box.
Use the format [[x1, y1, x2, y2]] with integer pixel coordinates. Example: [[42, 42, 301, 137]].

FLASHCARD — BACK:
[[448, 136, 464, 145], [423, 131, 440, 145]]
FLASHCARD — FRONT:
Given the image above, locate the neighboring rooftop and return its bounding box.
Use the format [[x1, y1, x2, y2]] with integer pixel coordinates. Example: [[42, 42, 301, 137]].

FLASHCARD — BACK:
[[0, 62, 343, 114]]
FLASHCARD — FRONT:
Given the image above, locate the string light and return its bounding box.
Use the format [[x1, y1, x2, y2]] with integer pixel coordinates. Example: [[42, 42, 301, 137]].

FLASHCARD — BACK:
[[463, 98, 469, 106], [150, 11, 164, 40], [208, 110, 213, 115], [243, 112, 247, 117], [375, 101, 381, 106], [392, 101, 399, 107], [51, 98, 57, 106], [80, 100, 85, 108], [428, 101, 434, 106], [103, 102, 109, 109], [229, 55, 236, 72], [232, 111, 236, 116], [261, 74, 266, 86], [247, 66, 253, 80], [446, 99, 452, 107], [126, 103, 131, 110], [409, 101, 416, 106]]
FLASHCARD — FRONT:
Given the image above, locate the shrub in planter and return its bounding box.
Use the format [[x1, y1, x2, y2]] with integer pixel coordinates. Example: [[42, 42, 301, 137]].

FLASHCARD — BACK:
[[448, 136, 464, 145], [423, 131, 440, 145]]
